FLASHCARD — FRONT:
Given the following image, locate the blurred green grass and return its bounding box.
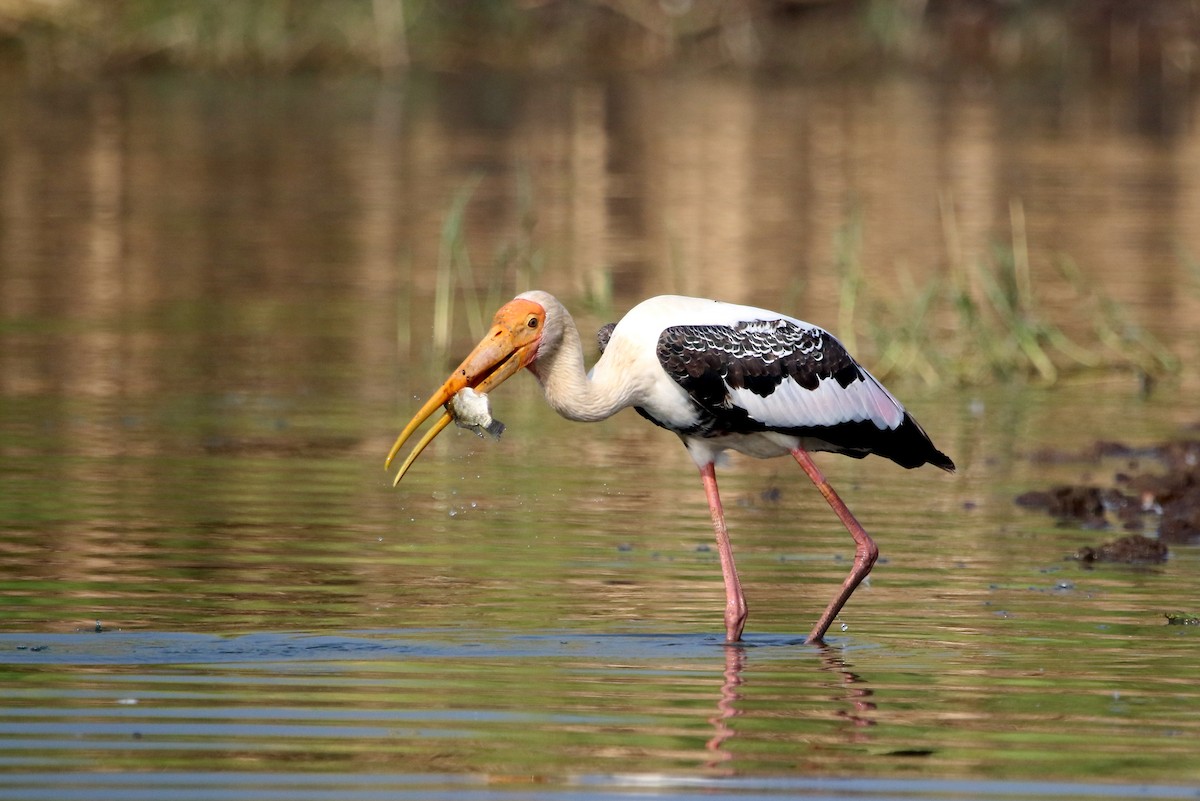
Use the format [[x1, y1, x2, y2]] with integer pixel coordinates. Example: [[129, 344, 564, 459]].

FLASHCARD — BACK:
[[837, 198, 1179, 388], [2, 0, 1197, 77], [429, 180, 1180, 389]]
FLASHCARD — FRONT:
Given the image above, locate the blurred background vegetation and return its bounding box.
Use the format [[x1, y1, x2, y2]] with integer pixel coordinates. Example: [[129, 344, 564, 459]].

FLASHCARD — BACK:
[[0, 0, 1197, 78], [2, 1, 1196, 387]]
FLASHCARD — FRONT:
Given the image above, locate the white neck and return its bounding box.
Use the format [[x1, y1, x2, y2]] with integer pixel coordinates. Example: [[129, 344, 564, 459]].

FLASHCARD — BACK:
[[527, 306, 633, 423]]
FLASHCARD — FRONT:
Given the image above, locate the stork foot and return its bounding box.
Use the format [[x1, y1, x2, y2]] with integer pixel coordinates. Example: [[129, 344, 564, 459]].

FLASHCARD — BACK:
[[724, 600, 748, 643]]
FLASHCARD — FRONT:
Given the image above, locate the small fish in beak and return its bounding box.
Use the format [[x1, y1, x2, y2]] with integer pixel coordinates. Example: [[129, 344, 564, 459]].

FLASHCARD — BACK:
[[449, 387, 505, 440]]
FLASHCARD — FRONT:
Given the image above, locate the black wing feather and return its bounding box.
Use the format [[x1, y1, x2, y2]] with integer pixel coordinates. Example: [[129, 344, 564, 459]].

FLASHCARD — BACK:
[[653, 320, 954, 471]]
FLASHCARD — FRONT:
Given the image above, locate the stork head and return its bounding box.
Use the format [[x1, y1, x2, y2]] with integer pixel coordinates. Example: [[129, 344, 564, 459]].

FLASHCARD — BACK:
[[384, 293, 551, 485]]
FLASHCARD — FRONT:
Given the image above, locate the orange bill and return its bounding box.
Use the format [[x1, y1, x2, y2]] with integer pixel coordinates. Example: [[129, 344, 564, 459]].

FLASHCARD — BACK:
[[385, 298, 546, 485]]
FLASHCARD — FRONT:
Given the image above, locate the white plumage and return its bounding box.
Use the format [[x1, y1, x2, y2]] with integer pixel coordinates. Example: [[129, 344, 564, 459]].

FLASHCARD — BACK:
[[577, 293, 936, 467]]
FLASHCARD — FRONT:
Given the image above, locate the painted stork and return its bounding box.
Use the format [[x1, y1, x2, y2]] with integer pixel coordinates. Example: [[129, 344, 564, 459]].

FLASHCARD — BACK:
[[386, 291, 954, 644]]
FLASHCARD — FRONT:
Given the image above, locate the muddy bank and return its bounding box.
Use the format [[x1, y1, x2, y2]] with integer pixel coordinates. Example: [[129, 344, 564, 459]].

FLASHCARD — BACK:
[[1016, 440, 1200, 557]]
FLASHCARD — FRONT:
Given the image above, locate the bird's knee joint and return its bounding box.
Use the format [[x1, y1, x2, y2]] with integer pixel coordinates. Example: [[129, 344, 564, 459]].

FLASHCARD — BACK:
[[857, 540, 879, 570]]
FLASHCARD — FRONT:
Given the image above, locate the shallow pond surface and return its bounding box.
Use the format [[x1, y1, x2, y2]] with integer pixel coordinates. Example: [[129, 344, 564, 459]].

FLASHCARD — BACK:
[[2, 69, 1200, 799]]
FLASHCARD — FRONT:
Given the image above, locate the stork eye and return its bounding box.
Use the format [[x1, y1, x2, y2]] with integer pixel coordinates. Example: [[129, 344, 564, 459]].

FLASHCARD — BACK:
[[527, 316, 539, 329]]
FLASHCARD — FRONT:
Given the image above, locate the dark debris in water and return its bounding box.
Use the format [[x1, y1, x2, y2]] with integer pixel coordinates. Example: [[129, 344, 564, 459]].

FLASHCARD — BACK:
[[1016, 438, 1200, 549], [1014, 485, 1137, 530], [1073, 534, 1168, 564]]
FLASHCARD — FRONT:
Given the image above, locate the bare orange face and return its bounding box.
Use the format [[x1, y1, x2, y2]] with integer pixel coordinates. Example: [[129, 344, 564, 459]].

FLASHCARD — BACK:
[[385, 298, 546, 485]]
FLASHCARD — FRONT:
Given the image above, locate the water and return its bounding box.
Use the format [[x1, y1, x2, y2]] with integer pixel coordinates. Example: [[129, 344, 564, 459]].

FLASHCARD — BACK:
[[2, 69, 1200, 799]]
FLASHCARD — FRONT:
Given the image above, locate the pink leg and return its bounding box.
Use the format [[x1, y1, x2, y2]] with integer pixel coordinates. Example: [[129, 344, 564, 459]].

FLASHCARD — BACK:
[[791, 446, 879, 645], [699, 462, 747, 643]]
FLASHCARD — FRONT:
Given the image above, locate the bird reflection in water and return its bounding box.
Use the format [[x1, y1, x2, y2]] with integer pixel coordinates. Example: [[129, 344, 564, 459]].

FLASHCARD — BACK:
[[703, 642, 876, 772], [704, 645, 746, 769]]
